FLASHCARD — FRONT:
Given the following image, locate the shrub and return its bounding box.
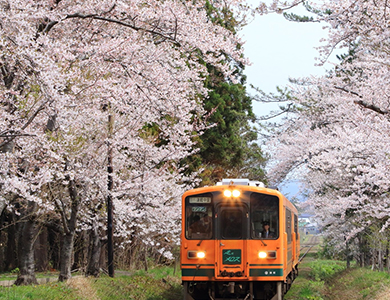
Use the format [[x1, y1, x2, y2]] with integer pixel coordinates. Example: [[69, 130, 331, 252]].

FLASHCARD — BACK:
[[308, 260, 346, 281]]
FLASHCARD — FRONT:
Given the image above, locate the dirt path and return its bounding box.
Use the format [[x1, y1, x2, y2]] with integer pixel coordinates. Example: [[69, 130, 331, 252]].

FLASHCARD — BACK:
[[67, 277, 99, 300], [375, 286, 390, 300]]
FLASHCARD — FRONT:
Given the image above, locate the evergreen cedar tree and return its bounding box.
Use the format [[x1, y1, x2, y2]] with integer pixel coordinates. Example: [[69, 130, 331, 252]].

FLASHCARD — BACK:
[[185, 1, 267, 186]]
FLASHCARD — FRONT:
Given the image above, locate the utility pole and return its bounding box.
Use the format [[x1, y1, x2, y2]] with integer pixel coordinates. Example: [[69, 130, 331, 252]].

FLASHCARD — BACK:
[[107, 112, 114, 277]]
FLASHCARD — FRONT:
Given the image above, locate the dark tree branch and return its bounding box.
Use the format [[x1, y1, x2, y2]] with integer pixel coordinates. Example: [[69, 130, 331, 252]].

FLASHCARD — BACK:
[[334, 85, 362, 98], [256, 103, 294, 121], [63, 13, 180, 46], [334, 86, 390, 115], [0, 99, 50, 150], [0, 133, 36, 138], [353, 100, 390, 115]]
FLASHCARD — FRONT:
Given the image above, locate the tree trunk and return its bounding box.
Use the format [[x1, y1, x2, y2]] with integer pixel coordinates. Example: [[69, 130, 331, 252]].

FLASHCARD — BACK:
[[86, 224, 102, 277], [0, 200, 6, 222], [360, 245, 365, 268], [0, 210, 6, 272], [107, 117, 115, 278], [346, 239, 350, 268], [73, 230, 87, 272], [47, 225, 61, 270], [371, 249, 377, 271], [4, 211, 17, 271], [387, 240, 390, 274], [59, 231, 75, 281], [379, 247, 384, 272], [143, 247, 148, 272], [34, 227, 48, 272], [58, 179, 80, 282], [14, 201, 38, 286]]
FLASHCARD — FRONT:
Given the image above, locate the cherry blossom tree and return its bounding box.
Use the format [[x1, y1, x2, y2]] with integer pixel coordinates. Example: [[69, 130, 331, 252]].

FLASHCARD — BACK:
[[1, 0, 248, 282], [265, 0, 390, 261]]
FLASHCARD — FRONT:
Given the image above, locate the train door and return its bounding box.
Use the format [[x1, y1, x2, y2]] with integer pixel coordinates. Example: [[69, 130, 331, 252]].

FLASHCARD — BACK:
[[215, 204, 248, 279]]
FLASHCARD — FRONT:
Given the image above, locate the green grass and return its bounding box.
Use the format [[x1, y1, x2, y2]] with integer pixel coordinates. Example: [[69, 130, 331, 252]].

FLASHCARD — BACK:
[[326, 267, 390, 300], [0, 276, 17, 282], [0, 282, 79, 300], [0, 266, 183, 300], [132, 265, 180, 280], [93, 266, 182, 300], [284, 252, 348, 300], [0, 271, 59, 282], [2, 262, 390, 300], [285, 253, 390, 300], [308, 259, 348, 281], [92, 274, 182, 300]]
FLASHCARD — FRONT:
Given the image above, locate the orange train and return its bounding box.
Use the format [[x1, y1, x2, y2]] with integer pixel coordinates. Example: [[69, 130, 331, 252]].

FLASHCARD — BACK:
[[180, 179, 300, 300]]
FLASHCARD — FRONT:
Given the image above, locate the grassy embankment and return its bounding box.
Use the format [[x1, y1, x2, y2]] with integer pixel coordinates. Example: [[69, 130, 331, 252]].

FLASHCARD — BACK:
[[285, 252, 390, 300], [0, 267, 182, 300], [2, 246, 390, 299]]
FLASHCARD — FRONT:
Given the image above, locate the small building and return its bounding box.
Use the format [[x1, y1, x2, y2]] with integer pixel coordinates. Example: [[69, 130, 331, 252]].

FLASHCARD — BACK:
[[299, 213, 321, 235]]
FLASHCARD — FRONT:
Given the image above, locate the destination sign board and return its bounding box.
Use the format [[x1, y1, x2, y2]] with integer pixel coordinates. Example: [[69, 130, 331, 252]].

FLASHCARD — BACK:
[[189, 197, 211, 203], [223, 249, 241, 264], [192, 206, 207, 212]]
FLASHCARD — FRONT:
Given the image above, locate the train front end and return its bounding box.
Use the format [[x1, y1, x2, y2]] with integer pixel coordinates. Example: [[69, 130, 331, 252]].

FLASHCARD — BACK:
[[180, 179, 299, 300]]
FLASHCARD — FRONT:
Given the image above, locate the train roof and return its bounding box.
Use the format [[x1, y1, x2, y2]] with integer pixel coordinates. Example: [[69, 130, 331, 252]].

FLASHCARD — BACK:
[[184, 178, 280, 196], [183, 178, 298, 214], [216, 178, 265, 187]]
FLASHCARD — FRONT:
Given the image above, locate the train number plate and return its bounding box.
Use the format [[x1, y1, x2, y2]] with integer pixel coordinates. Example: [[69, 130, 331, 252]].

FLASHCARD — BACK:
[[222, 249, 241, 264]]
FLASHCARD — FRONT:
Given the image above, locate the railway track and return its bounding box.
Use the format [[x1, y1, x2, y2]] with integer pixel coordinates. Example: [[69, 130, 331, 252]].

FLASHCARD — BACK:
[[299, 234, 322, 262], [299, 245, 314, 263]]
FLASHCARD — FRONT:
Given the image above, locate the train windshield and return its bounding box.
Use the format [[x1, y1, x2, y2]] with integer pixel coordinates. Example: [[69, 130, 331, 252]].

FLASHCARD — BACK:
[[220, 208, 245, 239], [185, 194, 213, 239], [250, 193, 279, 239]]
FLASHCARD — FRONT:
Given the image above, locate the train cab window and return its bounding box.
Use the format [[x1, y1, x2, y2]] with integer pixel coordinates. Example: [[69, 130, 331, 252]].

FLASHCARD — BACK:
[[221, 209, 243, 239], [250, 193, 279, 239], [185, 195, 213, 240]]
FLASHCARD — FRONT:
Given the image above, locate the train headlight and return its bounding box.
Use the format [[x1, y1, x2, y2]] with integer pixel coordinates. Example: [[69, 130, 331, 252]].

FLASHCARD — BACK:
[[258, 251, 267, 258], [232, 190, 241, 197], [188, 250, 206, 259], [223, 189, 240, 198], [258, 251, 277, 259], [224, 190, 232, 197]]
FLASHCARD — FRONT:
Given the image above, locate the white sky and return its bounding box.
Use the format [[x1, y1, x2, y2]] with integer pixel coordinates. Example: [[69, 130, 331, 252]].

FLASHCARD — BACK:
[[239, 2, 336, 117], [238, 3, 333, 198]]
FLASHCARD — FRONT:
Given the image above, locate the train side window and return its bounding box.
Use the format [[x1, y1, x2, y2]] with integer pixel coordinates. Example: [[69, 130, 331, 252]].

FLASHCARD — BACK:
[[294, 214, 298, 240], [286, 208, 292, 243], [185, 195, 213, 240], [250, 193, 279, 239]]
